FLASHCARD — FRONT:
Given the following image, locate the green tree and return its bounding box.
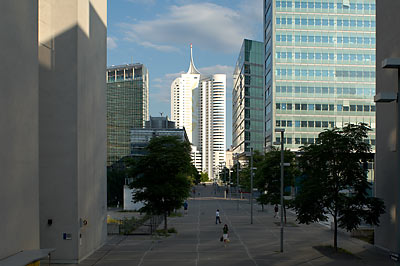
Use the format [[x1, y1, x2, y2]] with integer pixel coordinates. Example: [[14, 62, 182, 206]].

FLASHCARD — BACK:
[[293, 123, 385, 250], [200, 172, 209, 182], [129, 136, 192, 230], [107, 167, 126, 206], [255, 149, 298, 217]]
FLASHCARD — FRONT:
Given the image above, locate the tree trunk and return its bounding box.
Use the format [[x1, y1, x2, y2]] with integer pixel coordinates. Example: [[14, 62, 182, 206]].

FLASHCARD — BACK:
[[333, 213, 338, 251], [261, 204, 264, 211], [164, 211, 168, 231]]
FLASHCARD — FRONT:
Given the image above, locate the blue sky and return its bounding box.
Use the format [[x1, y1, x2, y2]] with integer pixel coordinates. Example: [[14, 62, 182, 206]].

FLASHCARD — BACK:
[[107, 0, 263, 147]]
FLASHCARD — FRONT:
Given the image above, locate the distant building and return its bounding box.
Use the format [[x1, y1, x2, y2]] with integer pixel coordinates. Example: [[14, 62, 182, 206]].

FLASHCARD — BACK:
[[130, 116, 188, 157], [232, 39, 264, 155], [171, 45, 226, 180], [225, 149, 234, 170], [107, 63, 149, 166]]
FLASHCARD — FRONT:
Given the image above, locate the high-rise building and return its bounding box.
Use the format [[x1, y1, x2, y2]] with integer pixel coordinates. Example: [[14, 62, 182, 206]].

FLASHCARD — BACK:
[[171, 45, 226, 180], [199, 74, 227, 179], [232, 39, 265, 155], [263, 0, 376, 151], [171, 45, 201, 146], [107, 64, 149, 166]]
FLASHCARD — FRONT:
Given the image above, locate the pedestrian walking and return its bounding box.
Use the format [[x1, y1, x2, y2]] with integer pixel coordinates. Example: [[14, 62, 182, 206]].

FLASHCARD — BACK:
[[222, 224, 229, 246], [216, 209, 221, 224], [274, 204, 279, 218], [183, 201, 188, 214]]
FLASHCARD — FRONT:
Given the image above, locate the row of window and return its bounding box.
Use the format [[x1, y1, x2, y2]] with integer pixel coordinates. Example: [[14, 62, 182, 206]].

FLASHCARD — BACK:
[[276, 51, 376, 62], [275, 135, 376, 146], [276, 1, 376, 11], [276, 68, 375, 78], [276, 103, 376, 112], [276, 17, 375, 28], [276, 86, 375, 96], [276, 34, 376, 45]]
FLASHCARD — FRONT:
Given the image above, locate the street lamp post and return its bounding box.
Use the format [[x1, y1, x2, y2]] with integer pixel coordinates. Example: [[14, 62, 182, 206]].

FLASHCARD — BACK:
[[236, 153, 240, 210], [274, 128, 285, 253], [250, 147, 254, 225]]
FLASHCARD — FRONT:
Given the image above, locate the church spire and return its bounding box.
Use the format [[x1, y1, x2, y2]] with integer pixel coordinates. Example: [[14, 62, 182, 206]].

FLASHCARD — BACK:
[[187, 43, 200, 74]]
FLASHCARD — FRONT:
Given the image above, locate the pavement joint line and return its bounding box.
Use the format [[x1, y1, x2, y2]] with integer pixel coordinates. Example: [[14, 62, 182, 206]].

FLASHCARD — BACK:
[[89, 235, 128, 266], [195, 196, 201, 266], [218, 200, 258, 266], [137, 236, 156, 266]]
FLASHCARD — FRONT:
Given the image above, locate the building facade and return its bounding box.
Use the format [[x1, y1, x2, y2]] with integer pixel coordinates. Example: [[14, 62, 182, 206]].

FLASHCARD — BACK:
[[171, 45, 226, 180], [199, 74, 227, 179], [263, 0, 376, 151], [232, 39, 265, 155], [38, 0, 107, 262], [130, 116, 188, 157], [0, 0, 40, 259], [374, 0, 400, 256], [107, 64, 149, 166]]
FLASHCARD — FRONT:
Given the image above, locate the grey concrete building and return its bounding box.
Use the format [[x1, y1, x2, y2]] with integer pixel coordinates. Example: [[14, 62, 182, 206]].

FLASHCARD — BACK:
[[375, 0, 400, 256], [0, 0, 107, 263], [0, 0, 40, 259], [38, 0, 107, 263]]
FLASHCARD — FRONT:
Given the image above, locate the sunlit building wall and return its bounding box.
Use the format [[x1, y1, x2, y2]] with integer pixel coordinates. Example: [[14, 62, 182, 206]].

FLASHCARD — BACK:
[[263, 0, 376, 151]]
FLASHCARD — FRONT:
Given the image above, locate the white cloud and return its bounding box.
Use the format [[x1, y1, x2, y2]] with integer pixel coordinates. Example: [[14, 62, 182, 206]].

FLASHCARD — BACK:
[[120, 2, 259, 53], [198, 65, 234, 89], [107, 37, 117, 49]]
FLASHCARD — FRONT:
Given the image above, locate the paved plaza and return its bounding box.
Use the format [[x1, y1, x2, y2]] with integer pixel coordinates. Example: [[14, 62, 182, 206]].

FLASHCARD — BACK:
[[67, 185, 394, 266]]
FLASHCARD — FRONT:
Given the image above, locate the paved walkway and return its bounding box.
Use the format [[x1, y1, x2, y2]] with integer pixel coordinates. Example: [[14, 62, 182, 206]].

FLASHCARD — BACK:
[[71, 185, 394, 266]]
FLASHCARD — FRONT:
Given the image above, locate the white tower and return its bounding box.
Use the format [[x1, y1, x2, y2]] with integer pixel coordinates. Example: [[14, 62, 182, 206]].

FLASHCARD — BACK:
[[170, 45, 226, 179], [199, 74, 226, 180], [171, 44, 201, 146]]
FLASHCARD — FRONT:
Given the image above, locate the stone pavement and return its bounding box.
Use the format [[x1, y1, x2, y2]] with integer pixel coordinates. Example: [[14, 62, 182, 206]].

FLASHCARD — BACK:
[[67, 185, 395, 266]]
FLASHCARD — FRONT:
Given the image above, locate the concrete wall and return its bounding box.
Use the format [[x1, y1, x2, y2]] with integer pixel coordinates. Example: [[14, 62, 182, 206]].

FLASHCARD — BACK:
[[375, 0, 400, 254], [124, 186, 144, 211], [38, 0, 107, 262], [0, 0, 40, 259]]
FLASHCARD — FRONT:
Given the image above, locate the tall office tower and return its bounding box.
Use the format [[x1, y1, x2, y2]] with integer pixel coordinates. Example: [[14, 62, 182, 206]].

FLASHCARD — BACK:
[[232, 39, 265, 155], [199, 74, 227, 179], [171, 44, 201, 146], [375, 0, 400, 256], [171, 45, 226, 179], [263, 0, 376, 151], [107, 64, 149, 166]]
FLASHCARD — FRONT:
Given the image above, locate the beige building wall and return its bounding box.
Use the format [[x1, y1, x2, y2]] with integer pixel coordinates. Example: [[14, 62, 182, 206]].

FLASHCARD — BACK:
[[375, 0, 400, 255], [0, 0, 40, 259], [38, 0, 107, 262]]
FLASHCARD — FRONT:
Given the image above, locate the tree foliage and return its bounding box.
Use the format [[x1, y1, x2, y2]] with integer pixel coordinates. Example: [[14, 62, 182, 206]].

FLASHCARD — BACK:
[[129, 136, 192, 230], [200, 172, 209, 183], [292, 123, 385, 250], [255, 149, 298, 207]]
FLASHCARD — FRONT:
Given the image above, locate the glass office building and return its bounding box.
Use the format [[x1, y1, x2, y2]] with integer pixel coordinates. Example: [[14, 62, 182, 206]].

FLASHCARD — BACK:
[[264, 0, 376, 151], [232, 39, 265, 154], [106, 63, 149, 166]]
